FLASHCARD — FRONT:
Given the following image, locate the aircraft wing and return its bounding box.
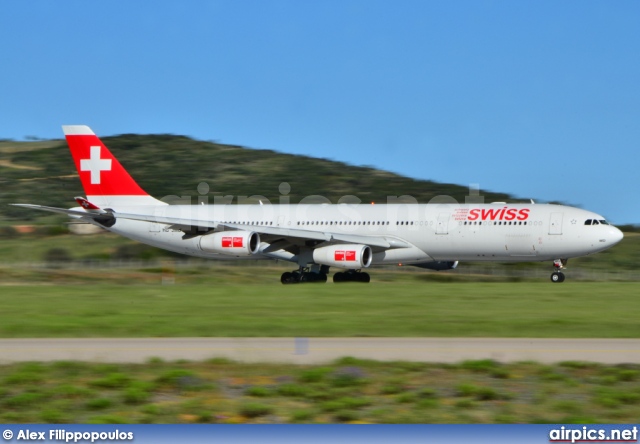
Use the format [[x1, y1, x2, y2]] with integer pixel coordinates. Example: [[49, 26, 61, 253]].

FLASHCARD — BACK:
[[10, 204, 109, 220], [218, 222, 409, 249], [12, 204, 410, 250], [111, 211, 408, 250]]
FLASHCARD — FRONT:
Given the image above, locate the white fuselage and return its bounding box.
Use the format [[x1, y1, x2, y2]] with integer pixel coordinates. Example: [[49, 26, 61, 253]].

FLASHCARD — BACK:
[[101, 202, 623, 266]]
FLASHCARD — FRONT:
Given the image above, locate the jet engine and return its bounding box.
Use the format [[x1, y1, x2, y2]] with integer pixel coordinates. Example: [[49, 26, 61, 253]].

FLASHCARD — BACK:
[[199, 231, 260, 256], [313, 244, 372, 269]]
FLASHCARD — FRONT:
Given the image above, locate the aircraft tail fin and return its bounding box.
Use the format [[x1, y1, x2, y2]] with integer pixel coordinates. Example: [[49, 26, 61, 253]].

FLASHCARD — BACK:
[[63, 125, 165, 207]]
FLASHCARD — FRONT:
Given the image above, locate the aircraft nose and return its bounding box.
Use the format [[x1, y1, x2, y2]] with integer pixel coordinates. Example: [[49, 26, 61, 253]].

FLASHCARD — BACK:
[[610, 226, 624, 245]]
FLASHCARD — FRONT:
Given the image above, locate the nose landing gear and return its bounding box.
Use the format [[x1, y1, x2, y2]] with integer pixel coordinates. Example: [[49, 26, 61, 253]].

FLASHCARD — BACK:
[[550, 259, 568, 283]]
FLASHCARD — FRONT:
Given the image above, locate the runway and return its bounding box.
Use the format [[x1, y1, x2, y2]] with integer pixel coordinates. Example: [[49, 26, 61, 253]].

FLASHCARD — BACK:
[[2, 338, 640, 364]]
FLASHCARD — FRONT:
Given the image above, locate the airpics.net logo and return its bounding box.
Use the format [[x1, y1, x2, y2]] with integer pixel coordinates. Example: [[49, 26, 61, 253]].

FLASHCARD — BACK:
[[549, 426, 638, 443]]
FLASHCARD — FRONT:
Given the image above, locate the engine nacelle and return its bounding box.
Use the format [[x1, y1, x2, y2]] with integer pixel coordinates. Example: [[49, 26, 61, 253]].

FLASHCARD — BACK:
[[313, 244, 372, 269], [199, 231, 260, 256]]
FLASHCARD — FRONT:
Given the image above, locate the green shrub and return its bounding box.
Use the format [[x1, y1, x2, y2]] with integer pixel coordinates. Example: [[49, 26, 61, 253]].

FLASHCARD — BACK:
[[142, 404, 161, 415], [123, 386, 151, 404], [617, 370, 639, 382], [86, 398, 113, 410], [91, 373, 131, 389], [155, 369, 204, 390], [3, 392, 46, 408], [52, 384, 94, 399], [415, 398, 438, 409], [330, 367, 367, 388], [320, 397, 371, 412], [475, 387, 503, 401], [43, 247, 72, 263], [52, 361, 87, 376], [560, 361, 592, 369], [456, 383, 506, 401], [238, 402, 273, 418], [395, 393, 416, 403], [4, 371, 44, 384], [461, 359, 499, 372], [156, 369, 196, 384], [379, 378, 408, 395], [40, 408, 69, 423], [455, 399, 477, 409], [298, 367, 331, 383], [146, 357, 165, 366], [245, 386, 272, 397], [334, 410, 360, 422], [594, 388, 640, 407], [276, 384, 309, 398], [456, 383, 478, 397], [416, 387, 438, 399], [290, 410, 314, 422]]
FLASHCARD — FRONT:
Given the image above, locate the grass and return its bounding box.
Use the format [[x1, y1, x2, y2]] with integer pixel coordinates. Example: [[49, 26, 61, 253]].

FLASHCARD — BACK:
[[2, 358, 640, 423], [0, 281, 638, 337]]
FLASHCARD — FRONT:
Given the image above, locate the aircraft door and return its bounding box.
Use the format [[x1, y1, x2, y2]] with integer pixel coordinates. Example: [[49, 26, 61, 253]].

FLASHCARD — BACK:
[[549, 212, 563, 235], [436, 213, 450, 235]]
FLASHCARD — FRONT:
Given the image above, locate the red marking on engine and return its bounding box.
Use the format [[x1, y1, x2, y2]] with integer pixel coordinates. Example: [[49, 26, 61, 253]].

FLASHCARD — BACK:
[[334, 250, 356, 261]]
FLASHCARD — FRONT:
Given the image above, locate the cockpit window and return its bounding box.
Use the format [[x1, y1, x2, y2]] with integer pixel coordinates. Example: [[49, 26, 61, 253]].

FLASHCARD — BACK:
[[585, 219, 610, 226]]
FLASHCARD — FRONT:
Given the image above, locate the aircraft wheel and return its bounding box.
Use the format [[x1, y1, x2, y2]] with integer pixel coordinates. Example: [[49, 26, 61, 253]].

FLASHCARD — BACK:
[[281, 272, 293, 284], [333, 272, 344, 283], [550, 271, 565, 283], [359, 272, 370, 283]]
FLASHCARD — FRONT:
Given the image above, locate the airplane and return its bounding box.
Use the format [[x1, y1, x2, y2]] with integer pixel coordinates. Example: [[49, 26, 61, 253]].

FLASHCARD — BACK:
[[12, 125, 624, 284]]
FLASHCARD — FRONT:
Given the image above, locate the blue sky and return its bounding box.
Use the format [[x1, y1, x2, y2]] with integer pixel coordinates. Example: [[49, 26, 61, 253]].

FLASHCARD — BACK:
[[1, 1, 638, 223]]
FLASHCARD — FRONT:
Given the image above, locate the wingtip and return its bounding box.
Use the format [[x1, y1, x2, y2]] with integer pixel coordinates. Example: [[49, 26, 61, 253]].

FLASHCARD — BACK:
[[62, 125, 95, 136]]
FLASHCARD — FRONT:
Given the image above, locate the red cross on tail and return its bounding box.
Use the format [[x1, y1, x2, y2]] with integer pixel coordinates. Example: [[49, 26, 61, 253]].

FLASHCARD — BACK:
[[64, 125, 149, 197]]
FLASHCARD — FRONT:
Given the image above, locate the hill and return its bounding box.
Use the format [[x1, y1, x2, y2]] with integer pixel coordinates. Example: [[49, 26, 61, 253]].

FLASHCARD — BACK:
[[1, 134, 523, 223]]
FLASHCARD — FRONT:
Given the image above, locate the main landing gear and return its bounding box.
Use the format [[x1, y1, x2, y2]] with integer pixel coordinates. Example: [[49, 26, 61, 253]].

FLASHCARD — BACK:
[[550, 259, 568, 283], [281, 266, 329, 284], [280, 266, 371, 284], [333, 270, 370, 283]]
